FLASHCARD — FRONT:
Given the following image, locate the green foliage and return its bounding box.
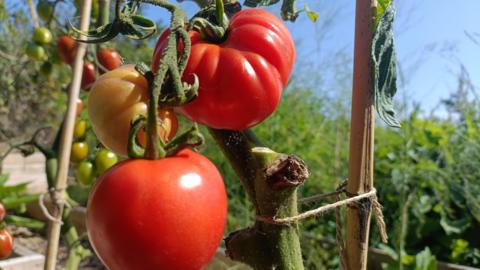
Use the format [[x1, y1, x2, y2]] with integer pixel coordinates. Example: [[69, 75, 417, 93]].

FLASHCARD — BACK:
[[0, 173, 40, 216]]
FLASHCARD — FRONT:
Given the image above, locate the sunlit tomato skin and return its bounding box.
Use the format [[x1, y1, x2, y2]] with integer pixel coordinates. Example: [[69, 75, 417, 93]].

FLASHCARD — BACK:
[[75, 161, 94, 185], [152, 9, 295, 130], [26, 44, 47, 61], [97, 48, 121, 73], [0, 230, 13, 259], [0, 203, 5, 221], [71, 142, 88, 163], [81, 61, 96, 90], [33, 27, 52, 45], [87, 149, 227, 270], [94, 149, 118, 175], [88, 65, 178, 156], [57, 35, 76, 65]]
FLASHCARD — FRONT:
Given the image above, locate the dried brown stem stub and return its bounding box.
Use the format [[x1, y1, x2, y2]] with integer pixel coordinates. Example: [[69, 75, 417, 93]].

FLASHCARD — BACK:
[[265, 154, 309, 190]]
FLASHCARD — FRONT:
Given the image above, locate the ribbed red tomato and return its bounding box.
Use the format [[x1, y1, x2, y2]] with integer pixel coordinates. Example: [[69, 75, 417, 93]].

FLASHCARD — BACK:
[[152, 8, 295, 130], [86, 149, 227, 270]]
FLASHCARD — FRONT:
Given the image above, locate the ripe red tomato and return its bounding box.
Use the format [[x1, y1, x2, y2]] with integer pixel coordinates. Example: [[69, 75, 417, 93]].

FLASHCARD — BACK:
[[0, 230, 13, 259], [152, 8, 295, 130], [97, 48, 121, 73], [81, 61, 96, 90], [0, 203, 5, 221], [86, 149, 227, 270], [57, 35, 76, 65]]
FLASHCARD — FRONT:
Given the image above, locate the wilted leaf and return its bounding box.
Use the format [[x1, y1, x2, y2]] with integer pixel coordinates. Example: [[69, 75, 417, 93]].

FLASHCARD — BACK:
[[372, 4, 400, 127]]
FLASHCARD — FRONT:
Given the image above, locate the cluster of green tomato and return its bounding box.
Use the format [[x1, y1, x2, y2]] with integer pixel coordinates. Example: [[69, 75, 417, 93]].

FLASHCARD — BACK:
[[70, 100, 118, 186]]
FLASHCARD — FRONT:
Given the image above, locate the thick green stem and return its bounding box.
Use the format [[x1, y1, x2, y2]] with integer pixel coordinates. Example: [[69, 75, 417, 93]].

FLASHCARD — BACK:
[[145, 81, 163, 159], [215, 0, 224, 26], [64, 224, 92, 270], [98, 0, 110, 27], [209, 129, 306, 270]]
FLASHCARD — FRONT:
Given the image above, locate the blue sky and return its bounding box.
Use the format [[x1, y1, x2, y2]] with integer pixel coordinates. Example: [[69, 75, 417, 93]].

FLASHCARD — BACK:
[[146, 0, 480, 116]]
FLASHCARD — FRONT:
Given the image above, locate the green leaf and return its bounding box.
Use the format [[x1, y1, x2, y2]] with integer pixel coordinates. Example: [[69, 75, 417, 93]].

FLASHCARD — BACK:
[[415, 247, 438, 270], [244, 0, 280, 7], [376, 0, 392, 26], [0, 174, 9, 186], [0, 182, 29, 199], [2, 193, 40, 209], [4, 215, 45, 230], [304, 4, 319, 22], [371, 4, 400, 127]]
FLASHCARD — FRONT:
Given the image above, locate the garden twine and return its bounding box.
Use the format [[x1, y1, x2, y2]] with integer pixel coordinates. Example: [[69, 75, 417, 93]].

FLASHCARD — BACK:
[[256, 185, 388, 267], [38, 189, 65, 224]]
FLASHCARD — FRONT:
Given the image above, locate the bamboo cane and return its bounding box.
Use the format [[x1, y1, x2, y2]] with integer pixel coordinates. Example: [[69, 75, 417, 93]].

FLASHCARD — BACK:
[[43, 1, 92, 269], [345, 0, 377, 269]]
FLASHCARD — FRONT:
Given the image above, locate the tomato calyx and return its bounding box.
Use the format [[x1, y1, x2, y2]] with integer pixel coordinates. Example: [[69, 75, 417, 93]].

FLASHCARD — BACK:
[[127, 116, 204, 159], [190, 0, 231, 43]]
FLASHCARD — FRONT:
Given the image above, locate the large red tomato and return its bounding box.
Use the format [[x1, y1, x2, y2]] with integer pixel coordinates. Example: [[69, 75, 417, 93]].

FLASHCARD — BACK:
[[152, 8, 295, 130], [86, 149, 227, 270]]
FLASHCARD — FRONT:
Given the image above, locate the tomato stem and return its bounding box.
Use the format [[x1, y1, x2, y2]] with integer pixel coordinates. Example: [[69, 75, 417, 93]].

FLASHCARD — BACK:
[[216, 0, 224, 26]]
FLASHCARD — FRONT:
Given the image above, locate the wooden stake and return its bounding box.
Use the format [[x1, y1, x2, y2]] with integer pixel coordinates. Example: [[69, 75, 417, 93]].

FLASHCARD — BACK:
[[26, 0, 40, 28], [345, 0, 377, 269], [43, 1, 92, 269]]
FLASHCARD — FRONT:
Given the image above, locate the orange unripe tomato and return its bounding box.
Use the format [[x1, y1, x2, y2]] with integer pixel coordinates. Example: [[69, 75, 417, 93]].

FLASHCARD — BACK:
[[88, 65, 178, 157]]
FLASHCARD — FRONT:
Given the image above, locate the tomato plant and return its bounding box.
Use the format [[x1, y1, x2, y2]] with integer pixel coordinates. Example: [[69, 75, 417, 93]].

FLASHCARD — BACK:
[[75, 161, 94, 185], [94, 149, 118, 175], [71, 142, 88, 163], [86, 149, 227, 270], [97, 48, 121, 73], [26, 44, 46, 61], [152, 8, 295, 130], [0, 230, 13, 259], [57, 35, 76, 65], [81, 61, 96, 89], [88, 65, 178, 156], [33, 27, 52, 45]]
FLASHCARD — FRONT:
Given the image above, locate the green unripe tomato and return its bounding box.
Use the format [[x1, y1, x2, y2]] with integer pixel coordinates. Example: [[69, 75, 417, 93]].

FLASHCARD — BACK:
[[95, 149, 118, 175], [40, 62, 53, 77], [73, 120, 87, 140], [37, 0, 53, 21], [26, 44, 47, 61], [71, 142, 89, 163], [33, 27, 52, 45], [75, 161, 94, 185]]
